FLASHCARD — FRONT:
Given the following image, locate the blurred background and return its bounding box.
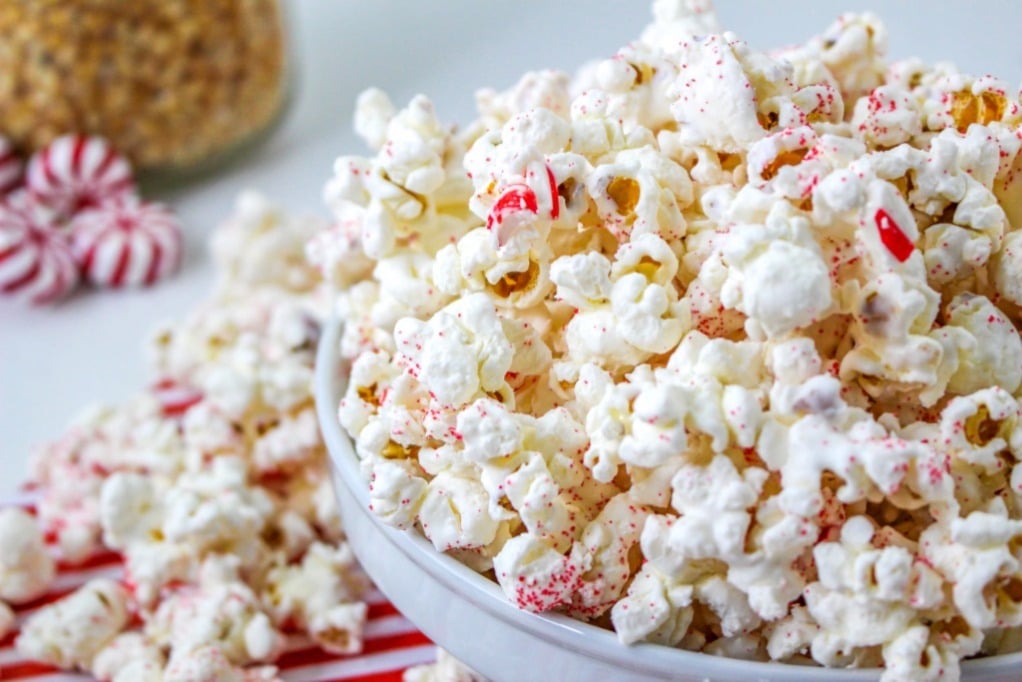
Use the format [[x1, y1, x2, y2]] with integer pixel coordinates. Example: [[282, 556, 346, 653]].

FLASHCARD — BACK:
[[2, 0, 1021, 496]]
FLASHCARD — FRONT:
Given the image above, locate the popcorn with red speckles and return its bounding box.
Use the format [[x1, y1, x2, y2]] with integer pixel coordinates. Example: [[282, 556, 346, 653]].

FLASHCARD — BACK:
[[16, 578, 131, 670], [810, 13, 888, 104], [476, 70, 571, 134], [91, 632, 166, 682], [263, 542, 369, 654], [852, 84, 923, 149], [923, 500, 1022, 630], [0, 507, 56, 605], [324, 93, 474, 263], [804, 517, 947, 666], [147, 580, 285, 666], [28, 394, 189, 563], [720, 200, 834, 338], [212, 191, 326, 296], [944, 293, 1022, 396], [162, 645, 281, 682], [319, 0, 1022, 678], [551, 234, 689, 368]]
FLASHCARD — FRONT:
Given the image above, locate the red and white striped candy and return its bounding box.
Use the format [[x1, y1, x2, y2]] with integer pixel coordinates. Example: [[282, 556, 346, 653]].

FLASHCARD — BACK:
[[70, 196, 183, 288], [27, 135, 136, 215], [0, 192, 79, 305], [151, 378, 204, 418], [0, 136, 22, 195]]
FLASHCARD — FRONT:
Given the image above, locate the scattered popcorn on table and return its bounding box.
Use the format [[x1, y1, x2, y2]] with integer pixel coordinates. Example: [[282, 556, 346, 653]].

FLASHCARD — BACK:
[[316, 1, 1022, 678], [17, 193, 369, 678]]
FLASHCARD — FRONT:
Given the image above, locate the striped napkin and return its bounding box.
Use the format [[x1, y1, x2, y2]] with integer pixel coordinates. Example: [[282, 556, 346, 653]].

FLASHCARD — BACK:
[[0, 492, 436, 682]]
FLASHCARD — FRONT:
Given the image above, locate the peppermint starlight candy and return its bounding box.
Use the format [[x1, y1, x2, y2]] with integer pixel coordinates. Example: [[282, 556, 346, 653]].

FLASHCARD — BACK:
[[71, 196, 183, 288], [27, 135, 136, 214], [0, 136, 22, 195], [0, 192, 79, 305]]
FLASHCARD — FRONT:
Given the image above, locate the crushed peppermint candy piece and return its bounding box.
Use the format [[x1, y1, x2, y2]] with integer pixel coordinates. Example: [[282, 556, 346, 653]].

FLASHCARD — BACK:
[[874, 207, 915, 262]]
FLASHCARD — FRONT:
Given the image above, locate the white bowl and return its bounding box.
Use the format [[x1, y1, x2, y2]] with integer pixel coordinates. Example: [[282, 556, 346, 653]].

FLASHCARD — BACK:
[[315, 318, 1022, 681]]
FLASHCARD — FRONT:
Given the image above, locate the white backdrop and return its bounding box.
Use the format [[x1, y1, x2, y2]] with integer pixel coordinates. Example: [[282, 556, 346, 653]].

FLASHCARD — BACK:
[[2, 0, 1021, 496]]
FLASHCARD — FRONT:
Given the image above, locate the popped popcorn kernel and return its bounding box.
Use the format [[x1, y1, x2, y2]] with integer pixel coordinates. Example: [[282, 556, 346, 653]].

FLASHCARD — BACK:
[[16, 578, 130, 670], [951, 89, 1009, 133]]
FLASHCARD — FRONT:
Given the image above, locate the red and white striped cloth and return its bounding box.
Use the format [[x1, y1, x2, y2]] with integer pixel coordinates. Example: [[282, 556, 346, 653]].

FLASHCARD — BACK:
[[0, 492, 436, 682]]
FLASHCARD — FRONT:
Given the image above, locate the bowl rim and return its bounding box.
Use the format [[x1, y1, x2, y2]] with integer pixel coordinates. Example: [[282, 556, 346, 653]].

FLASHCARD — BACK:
[[315, 316, 1022, 679]]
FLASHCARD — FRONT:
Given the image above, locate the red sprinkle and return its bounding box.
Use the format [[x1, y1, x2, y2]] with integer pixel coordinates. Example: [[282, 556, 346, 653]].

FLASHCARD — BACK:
[[874, 208, 914, 262]]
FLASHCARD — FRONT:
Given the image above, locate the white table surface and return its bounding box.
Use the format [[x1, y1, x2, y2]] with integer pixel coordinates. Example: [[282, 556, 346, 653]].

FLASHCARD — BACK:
[[3, 1, 1021, 498]]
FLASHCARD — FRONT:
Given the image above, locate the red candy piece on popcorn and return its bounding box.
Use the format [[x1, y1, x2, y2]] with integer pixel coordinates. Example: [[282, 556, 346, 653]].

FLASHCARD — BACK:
[[71, 196, 183, 288], [485, 163, 560, 246], [874, 207, 914, 262], [0, 192, 79, 305], [0, 135, 22, 195], [27, 135, 136, 214], [151, 378, 204, 418]]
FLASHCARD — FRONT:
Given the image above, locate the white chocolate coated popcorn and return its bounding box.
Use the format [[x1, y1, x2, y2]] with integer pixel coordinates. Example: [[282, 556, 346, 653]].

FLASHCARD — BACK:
[[91, 632, 166, 682], [147, 582, 284, 666], [318, 0, 1022, 678], [0, 507, 55, 604], [16, 578, 130, 670]]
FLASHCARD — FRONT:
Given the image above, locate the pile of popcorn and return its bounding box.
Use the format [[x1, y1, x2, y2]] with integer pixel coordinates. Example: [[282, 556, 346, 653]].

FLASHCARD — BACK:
[[316, 0, 1022, 678], [1, 193, 375, 681]]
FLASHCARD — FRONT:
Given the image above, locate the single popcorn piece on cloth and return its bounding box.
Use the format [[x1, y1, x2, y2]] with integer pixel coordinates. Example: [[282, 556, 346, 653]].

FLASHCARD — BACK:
[[16, 578, 131, 670], [0, 507, 55, 604], [0, 190, 79, 304], [315, 0, 1022, 678], [70, 196, 183, 288]]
